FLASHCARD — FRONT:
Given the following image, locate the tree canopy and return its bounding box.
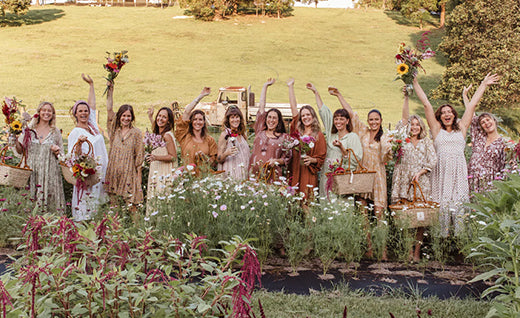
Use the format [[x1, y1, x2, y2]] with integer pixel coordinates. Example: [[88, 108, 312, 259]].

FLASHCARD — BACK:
[[432, 0, 520, 111]]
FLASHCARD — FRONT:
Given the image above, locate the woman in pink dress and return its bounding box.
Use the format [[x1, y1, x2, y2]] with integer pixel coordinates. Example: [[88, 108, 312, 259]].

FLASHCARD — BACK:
[[217, 106, 250, 180], [249, 78, 292, 182]]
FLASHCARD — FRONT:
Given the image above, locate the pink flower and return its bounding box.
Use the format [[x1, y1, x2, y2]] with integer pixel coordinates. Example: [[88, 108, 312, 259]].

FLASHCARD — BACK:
[[212, 211, 218, 218], [220, 204, 227, 211]]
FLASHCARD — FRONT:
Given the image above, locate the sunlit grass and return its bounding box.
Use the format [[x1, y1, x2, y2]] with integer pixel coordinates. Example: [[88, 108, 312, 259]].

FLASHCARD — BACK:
[[0, 6, 446, 133]]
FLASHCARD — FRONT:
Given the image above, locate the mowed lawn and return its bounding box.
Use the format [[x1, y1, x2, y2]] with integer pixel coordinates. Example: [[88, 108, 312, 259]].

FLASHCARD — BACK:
[[0, 6, 446, 133]]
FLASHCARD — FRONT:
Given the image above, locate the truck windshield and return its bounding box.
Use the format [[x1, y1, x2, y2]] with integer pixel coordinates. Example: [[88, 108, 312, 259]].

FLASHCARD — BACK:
[[218, 91, 238, 105]]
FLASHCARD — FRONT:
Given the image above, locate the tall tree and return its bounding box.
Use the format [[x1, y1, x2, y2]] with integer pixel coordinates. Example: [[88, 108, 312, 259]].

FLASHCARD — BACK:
[[432, 0, 520, 111], [400, 0, 437, 29], [1, 0, 30, 17]]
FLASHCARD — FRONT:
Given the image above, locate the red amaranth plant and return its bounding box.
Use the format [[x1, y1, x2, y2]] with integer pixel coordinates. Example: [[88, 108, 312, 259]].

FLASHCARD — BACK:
[[0, 281, 12, 318], [21, 215, 47, 254], [232, 245, 261, 318]]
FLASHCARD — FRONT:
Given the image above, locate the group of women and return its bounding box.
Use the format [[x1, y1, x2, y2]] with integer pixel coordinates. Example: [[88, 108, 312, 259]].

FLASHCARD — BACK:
[[13, 73, 507, 259]]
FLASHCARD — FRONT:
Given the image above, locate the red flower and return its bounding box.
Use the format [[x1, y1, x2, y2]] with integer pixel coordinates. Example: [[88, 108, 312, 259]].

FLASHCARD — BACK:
[[405, 137, 411, 143], [396, 139, 402, 144]]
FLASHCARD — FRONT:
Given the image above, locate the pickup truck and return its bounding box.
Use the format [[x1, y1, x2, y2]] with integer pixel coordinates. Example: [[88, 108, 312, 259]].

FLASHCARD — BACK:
[[194, 86, 307, 126]]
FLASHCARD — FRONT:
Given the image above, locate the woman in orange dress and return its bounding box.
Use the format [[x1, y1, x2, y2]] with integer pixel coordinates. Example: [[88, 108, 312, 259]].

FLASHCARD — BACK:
[[287, 78, 327, 200], [174, 87, 218, 168]]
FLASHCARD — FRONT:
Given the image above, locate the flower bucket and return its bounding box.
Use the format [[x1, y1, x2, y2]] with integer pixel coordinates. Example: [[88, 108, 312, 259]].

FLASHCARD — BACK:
[[0, 146, 32, 188]]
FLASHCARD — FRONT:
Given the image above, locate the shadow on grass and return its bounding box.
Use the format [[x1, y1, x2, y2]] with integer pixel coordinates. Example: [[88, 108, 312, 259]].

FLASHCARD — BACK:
[[0, 8, 65, 27], [384, 10, 439, 29]]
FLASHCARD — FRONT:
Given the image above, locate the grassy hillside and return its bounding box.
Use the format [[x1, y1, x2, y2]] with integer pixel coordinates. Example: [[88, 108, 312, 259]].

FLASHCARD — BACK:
[[0, 6, 446, 133]]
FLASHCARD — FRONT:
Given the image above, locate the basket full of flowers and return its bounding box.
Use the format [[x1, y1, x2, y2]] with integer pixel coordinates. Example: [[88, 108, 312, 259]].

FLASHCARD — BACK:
[[59, 139, 100, 195]]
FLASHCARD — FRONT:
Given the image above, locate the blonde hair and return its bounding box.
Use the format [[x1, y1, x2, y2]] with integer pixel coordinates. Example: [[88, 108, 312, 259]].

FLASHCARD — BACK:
[[408, 115, 427, 140], [29, 102, 57, 130]]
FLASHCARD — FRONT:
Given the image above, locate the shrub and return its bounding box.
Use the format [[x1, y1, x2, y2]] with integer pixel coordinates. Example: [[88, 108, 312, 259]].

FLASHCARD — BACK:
[[0, 214, 261, 317]]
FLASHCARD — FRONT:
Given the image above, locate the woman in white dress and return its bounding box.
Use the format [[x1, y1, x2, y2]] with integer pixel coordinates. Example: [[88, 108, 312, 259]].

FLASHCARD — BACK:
[[67, 74, 108, 221], [413, 73, 499, 236]]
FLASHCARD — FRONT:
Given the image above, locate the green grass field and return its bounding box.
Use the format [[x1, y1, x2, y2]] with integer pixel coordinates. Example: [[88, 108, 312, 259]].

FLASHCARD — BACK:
[[0, 6, 447, 133]]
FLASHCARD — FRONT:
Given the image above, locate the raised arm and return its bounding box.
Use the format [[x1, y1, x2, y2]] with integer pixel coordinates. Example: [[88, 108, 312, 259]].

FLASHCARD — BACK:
[[148, 107, 155, 126], [287, 78, 298, 117], [459, 73, 500, 132], [106, 82, 115, 121], [462, 84, 472, 109], [328, 87, 353, 119], [82, 74, 96, 110], [181, 87, 211, 121], [412, 77, 440, 137], [401, 87, 409, 124], [259, 78, 275, 114], [306, 83, 324, 110]]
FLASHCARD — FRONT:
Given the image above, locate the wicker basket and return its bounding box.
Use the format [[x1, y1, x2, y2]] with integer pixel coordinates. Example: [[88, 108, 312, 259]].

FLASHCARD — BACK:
[[389, 181, 439, 228], [0, 146, 32, 188], [60, 139, 100, 187], [327, 148, 376, 195]]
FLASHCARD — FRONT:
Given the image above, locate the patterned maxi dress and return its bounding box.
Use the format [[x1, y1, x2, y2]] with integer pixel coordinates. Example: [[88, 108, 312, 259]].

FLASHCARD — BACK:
[[468, 116, 505, 194], [104, 117, 145, 204], [249, 111, 292, 182], [351, 113, 392, 209], [68, 111, 108, 221], [218, 129, 250, 181], [17, 128, 65, 213], [431, 129, 469, 236], [318, 104, 363, 198], [390, 121, 437, 203], [147, 131, 178, 213]]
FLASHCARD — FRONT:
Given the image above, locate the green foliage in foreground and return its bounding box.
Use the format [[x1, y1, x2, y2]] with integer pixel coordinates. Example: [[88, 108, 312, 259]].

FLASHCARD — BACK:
[[468, 174, 520, 318], [252, 289, 491, 317], [1, 214, 260, 317]]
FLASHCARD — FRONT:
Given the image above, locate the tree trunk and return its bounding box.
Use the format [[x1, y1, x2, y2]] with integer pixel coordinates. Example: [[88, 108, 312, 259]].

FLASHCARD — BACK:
[[440, 2, 446, 28]]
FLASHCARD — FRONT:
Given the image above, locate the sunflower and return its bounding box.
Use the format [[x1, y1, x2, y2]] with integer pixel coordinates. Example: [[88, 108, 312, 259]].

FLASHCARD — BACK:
[[397, 63, 409, 75], [9, 120, 22, 133]]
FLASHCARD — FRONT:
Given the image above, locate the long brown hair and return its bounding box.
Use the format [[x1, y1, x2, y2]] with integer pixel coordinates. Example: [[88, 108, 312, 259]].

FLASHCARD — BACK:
[[296, 105, 321, 135], [188, 110, 208, 138], [115, 104, 135, 129], [435, 104, 460, 131], [153, 107, 175, 136], [222, 106, 246, 137], [368, 109, 383, 142]]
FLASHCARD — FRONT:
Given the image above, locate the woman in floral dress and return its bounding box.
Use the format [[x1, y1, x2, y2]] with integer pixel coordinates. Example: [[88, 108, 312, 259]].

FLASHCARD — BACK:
[[413, 73, 500, 236], [249, 78, 292, 182], [391, 90, 436, 261], [287, 78, 327, 200], [15, 102, 65, 213], [217, 106, 250, 180], [463, 88, 505, 194], [105, 83, 144, 209]]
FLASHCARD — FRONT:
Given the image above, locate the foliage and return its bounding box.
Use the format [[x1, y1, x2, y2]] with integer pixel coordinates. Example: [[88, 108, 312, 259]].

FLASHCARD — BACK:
[[0, 214, 261, 317], [147, 171, 294, 264], [0, 0, 30, 17], [467, 174, 520, 317], [0, 185, 38, 248], [399, 0, 437, 29], [432, 0, 520, 112]]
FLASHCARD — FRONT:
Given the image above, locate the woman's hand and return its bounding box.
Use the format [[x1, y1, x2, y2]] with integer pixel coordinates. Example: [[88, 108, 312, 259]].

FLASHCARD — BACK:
[[200, 87, 211, 97], [267, 158, 280, 167], [402, 85, 409, 97], [147, 107, 154, 122], [22, 111, 31, 122], [328, 86, 340, 96], [287, 78, 295, 87], [146, 153, 155, 163], [50, 145, 60, 156], [78, 135, 88, 143], [481, 73, 501, 86], [82, 73, 93, 85], [306, 83, 317, 93], [302, 156, 316, 166], [332, 139, 343, 148], [412, 169, 427, 183], [225, 146, 238, 157], [265, 78, 275, 87]]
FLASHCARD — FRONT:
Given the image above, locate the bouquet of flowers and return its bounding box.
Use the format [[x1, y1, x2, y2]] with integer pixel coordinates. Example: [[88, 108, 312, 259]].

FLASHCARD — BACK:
[[388, 128, 410, 164], [103, 50, 129, 96], [327, 158, 344, 174], [225, 128, 239, 147], [2, 97, 25, 137], [143, 131, 165, 168], [59, 141, 101, 199], [394, 32, 435, 95], [280, 135, 300, 153]]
